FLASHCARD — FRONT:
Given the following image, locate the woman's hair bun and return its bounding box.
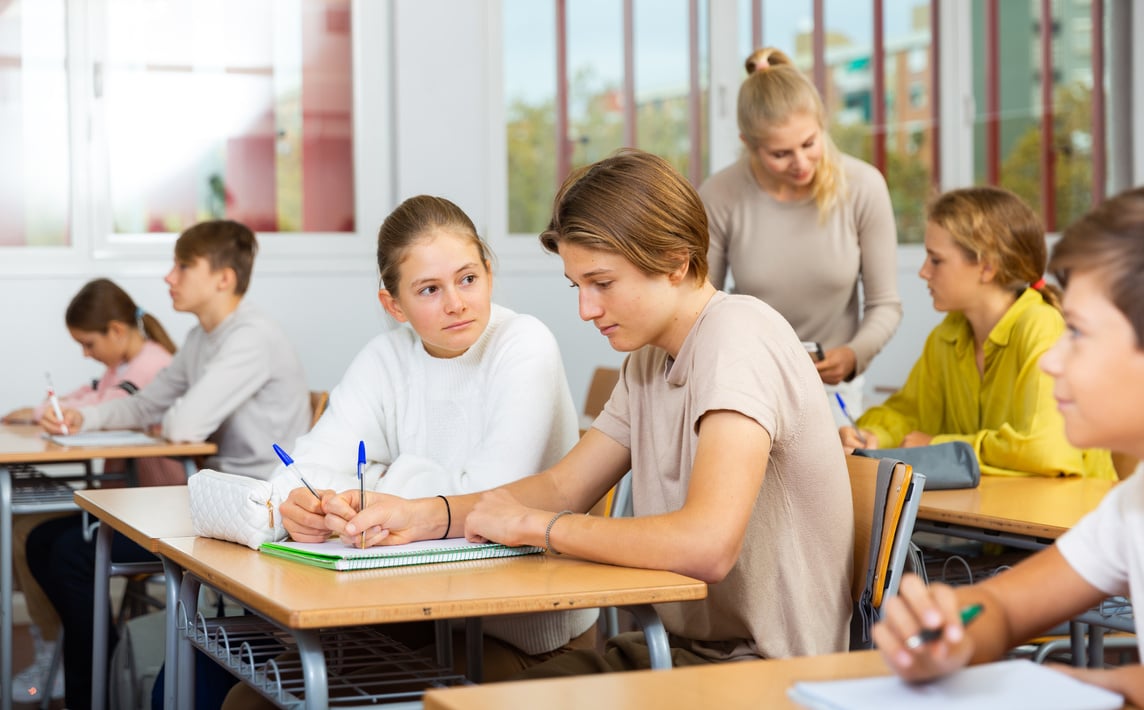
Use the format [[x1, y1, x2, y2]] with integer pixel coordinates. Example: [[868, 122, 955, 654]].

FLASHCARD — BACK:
[[744, 47, 793, 75]]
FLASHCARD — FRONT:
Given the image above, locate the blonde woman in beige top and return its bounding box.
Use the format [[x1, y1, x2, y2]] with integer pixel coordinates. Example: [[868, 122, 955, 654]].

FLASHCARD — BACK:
[[320, 149, 855, 670], [700, 47, 902, 420]]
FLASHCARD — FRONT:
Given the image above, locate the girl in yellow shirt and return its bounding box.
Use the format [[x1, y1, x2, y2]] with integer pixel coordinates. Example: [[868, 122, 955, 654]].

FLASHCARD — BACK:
[[839, 187, 1114, 479]]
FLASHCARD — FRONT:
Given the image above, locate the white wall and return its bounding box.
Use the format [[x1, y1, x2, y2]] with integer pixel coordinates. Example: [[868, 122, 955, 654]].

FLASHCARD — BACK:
[[0, 0, 1130, 419]]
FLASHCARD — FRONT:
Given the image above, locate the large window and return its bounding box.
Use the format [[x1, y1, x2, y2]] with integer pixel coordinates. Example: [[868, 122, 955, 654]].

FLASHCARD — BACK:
[[0, 0, 362, 253]]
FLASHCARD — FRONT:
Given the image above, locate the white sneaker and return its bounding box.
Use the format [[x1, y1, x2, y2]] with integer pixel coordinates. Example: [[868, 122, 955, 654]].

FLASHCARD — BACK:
[[11, 637, 65, 702]]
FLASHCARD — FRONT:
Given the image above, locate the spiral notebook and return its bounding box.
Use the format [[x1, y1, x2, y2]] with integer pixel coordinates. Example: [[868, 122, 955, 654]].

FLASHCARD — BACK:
[[259, 537, 544, 571]]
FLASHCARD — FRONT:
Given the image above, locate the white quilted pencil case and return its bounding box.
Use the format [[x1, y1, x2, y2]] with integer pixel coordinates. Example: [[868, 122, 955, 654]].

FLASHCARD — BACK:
[[188, 469, 290, 549]]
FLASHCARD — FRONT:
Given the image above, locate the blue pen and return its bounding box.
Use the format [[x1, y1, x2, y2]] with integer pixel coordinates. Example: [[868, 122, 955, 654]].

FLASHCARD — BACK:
[[357, 440, 366, 548], [272, 443, 321, 500], [834, 393, 869, 447]]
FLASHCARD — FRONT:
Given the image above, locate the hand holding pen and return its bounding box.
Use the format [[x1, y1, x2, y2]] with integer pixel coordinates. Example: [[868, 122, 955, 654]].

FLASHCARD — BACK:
[[274, 444, 336, 543], [904, 603, 983, 649], [835, 393, 869, 448], [873, 574, 982, 683], [45, 372, 70, 436]]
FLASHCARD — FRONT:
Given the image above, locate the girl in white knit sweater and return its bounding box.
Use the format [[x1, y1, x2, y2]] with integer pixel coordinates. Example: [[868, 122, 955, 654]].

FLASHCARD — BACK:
[[264, 195, 594, 682]]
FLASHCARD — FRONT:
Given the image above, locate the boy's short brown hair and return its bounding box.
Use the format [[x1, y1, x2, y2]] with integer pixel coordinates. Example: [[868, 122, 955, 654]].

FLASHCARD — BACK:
[[1050, 186, 1144, 347], [174, 220, 258, 295]]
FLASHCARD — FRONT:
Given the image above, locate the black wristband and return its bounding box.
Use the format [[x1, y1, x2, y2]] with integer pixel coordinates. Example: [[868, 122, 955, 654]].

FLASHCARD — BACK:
[[437, 495, 451, 539]]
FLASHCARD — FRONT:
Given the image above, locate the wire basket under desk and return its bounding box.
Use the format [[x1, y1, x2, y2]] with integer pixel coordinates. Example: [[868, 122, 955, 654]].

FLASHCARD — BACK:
[[182, 611, 470, 708], [8, 464, 80, 512]]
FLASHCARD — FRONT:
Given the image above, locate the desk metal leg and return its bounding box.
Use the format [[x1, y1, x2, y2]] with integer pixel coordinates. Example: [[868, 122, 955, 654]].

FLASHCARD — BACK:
[[1, 468, 13, 710], [296, 629, 329, 710], [1070, 621, 1088, 667], [161, 558, 184, 710], [625, 604, 672, 670], [176, 574, 201, 710], [434, 619, 453, 672], [91, 521, 113, 710], [1088, 624, 1106, 668], [465, 617, 483, 683], [181, 457, 197, 480]]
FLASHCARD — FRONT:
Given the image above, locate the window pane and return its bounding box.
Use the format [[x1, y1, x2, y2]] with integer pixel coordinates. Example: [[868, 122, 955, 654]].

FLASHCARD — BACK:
[[1051, 0, 1101, 228], [504, 0, 557, 235], [763, 0, 812, 72], [738, 0, 756, 60], [634, 0, 695, 178], [500, 1, 723, 232], [823, 0, 874, 165], [0, 0, 70, 247], [975, 0, 1098, 231], [102, 0, 354, 234], [883, 0, 934, 243], [567, 0, 624, 171]]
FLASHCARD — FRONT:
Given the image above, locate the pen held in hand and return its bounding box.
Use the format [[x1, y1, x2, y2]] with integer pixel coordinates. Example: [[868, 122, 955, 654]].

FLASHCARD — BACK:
[[905, 603, 984, 650], [357, 440, 366, 549], [45, 372, 70, 436], [834, 392, 867, 447], [271, 443, 321, 500]]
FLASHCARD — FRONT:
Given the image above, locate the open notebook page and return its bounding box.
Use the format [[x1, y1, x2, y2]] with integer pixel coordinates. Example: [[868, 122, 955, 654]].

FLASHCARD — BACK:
[[49, 430, 159, 447], [788, 659, 1123, 710]]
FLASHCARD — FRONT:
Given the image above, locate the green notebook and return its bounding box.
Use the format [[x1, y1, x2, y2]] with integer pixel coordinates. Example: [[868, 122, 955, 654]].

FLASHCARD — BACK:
[[260, 537, 543, 571]]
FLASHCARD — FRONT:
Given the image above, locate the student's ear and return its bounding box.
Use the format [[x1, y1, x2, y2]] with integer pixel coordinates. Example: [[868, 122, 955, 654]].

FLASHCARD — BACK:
[[377, 289, 408, 323], [666, 252, 692, 285], [979, 260, 998, 284], [215, 266, 238, 293], [106, 320, 129, 340]]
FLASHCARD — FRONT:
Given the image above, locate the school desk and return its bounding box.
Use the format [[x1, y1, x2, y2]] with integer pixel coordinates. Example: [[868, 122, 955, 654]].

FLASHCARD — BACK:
[[916, 475, 1117, 550], [422, 649, 890, 710], [155, 534, 707, 710], [916, 475, 1125, 669], [73, 486, 198, 710], [0, 424, 214, 710]]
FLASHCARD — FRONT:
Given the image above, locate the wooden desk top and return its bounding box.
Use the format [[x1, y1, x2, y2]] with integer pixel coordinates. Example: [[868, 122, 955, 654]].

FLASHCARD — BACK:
[[0, 423, 216, 464], [75, 486, 195, 551], [158, 536, 707, 629], [918, 475, 1117, 539], [423, 650, 891, 710]]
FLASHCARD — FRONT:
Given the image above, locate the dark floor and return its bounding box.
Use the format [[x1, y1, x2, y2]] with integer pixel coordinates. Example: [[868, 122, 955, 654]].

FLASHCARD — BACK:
[[11, 623, 66, 710]]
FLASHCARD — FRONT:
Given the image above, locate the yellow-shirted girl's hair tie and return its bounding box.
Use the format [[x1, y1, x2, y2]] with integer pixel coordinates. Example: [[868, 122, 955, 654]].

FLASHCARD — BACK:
[[1030, 277, 1046, 291]]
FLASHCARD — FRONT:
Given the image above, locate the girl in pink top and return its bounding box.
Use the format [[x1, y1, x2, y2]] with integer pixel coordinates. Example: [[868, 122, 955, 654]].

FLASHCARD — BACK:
[[6, 278, 178, 425], [5, 278, 181, 703]]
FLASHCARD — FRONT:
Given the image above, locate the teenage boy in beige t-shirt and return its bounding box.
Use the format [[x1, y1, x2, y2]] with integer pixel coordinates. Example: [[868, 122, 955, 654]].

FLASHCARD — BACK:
[[317, 150, 854, 672]]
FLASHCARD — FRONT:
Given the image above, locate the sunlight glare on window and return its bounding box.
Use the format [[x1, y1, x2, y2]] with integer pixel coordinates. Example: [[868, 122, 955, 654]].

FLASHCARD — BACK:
[[102, 0, 354, 235], [0, 0, 70, 247]]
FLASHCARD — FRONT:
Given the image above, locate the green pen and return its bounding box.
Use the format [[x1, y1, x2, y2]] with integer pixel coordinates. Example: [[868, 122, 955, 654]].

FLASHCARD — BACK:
[[906, 603, 984, 649]]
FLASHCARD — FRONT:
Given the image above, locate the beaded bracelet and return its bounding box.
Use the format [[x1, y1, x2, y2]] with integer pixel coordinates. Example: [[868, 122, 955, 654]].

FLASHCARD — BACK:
[[544, 509, 575, 555]]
